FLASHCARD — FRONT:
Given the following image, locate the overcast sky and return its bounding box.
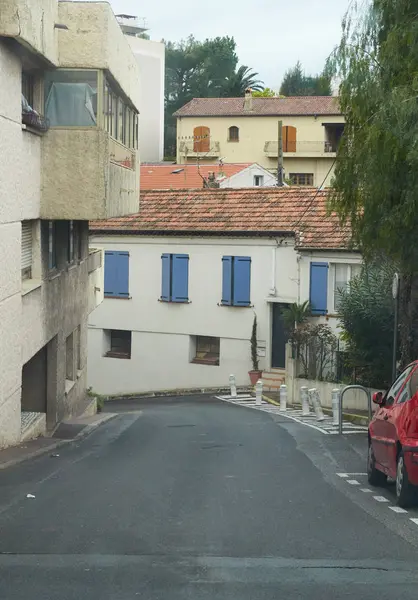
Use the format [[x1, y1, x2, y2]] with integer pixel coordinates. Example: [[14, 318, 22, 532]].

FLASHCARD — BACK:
[[106, 0, 352, 89]]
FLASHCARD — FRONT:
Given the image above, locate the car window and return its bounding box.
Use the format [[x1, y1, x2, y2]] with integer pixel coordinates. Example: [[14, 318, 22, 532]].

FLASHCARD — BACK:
[[397, 366, 418, 405], [386, 366, 414, 406]]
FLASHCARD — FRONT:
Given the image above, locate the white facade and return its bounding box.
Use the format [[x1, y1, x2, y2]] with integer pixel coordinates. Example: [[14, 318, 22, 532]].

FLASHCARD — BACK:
[[125, 36, 165, 163], [219, 164, 278, 188], [88, 235, 299, 396]]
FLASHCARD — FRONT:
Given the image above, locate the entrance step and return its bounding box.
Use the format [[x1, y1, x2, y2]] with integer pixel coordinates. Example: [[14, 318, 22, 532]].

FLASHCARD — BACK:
[[262, 369, 285, 392], [21, 412, 46, 443]]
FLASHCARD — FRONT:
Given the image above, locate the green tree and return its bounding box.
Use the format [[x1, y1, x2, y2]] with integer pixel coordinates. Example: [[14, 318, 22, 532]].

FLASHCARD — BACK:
[[279, 60, 332, 96], [338, 261, 395, 388], [253, 87, 282, 97], [220, 65, 264, 97], [328, 0, 418, 366]]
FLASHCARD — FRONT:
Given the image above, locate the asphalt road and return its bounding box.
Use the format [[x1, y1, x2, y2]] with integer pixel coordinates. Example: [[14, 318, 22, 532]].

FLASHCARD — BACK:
[[1, 395, 418, 599]]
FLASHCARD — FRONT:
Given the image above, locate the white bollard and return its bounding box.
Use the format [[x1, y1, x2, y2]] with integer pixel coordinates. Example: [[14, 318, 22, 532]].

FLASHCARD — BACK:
[[308, 388, 325, 421], [332, 389, 340, 425], [301, 386, 310, 416], [255, 379, 263, 406], [229, 374, 237, 399], [280, 384, 287, 412]]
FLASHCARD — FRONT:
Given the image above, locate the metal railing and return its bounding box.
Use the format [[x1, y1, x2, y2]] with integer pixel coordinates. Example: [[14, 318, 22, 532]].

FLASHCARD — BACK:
[[264, 140, 338, 155], [179, 140, 221, 156], [338, 385, 372, 434]]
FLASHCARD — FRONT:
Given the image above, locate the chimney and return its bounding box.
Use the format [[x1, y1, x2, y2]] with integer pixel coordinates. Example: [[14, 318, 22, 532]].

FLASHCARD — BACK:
[[244, 88, 253, 112]]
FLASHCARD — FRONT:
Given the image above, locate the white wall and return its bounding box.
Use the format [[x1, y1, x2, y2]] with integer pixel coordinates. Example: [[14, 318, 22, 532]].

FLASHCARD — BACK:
[[126, 36, 165, 163], [88, 235, 299, 395], [220, 164, 277, 188]]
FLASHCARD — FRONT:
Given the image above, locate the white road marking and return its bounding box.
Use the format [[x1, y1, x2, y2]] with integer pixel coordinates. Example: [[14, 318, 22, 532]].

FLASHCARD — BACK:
[[347, 480, 360, 485], [337, 473, 349, 478], [373, 496, 390, 503], [410, 518, 418, 526], [360, 488, 373, 493], [389, 506, 408, 514]]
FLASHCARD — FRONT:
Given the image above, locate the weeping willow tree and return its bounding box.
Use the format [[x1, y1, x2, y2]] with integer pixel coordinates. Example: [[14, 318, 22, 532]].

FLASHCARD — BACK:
[[329, 0, 418, 367]]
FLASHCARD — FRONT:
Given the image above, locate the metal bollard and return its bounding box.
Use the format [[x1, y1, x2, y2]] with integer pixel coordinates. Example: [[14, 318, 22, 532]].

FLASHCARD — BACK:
[[255, 379, 263, 406], [280, 384, 287, 412], [308, 388, 325, 421], [301, 386, 310, 416], [332, 389, 340, 426], [229, 374, 237, 399]]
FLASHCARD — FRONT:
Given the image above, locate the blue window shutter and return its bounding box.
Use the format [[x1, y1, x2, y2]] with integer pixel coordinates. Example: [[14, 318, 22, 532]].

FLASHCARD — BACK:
[[116, 251, 129, 297], [172, 254, 189, 302], [161, 253, 171, 301], [222, 256, 233, 305], [233, 256, 251, 306], [104, 251, 117, 297], [310, 262, 328, 315]]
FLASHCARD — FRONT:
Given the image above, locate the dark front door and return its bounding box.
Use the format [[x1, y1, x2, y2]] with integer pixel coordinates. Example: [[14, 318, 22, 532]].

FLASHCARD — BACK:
[[271, 303, 289, 369], [22, 345, 47, 413]]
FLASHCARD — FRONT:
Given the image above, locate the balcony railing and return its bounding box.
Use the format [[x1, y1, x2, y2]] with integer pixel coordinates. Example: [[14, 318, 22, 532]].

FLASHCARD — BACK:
[[179, 140, 221, 157], [109, 137, 135, 170], [264, 140, 338, 156]]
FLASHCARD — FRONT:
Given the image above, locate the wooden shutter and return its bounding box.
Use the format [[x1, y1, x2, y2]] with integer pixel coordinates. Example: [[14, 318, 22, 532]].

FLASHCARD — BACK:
[[21, 221, 32, 271], [233, 256, 251, 306], [221, 256, 233, 305], [309, 262, 328, 315], [172, 254, 189, 302], [104, 251, 129, 298], [161, 253, 171, 301], [193, 126, 210, 152], [283, 126, 297, 152]]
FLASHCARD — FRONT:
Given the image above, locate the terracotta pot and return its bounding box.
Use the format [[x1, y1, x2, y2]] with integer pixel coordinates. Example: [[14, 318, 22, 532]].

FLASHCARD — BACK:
[[249, 370, 263, 385]]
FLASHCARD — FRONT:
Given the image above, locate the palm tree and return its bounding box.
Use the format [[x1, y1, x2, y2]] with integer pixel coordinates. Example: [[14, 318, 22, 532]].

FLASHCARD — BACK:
[[220, 65, 264, 97]]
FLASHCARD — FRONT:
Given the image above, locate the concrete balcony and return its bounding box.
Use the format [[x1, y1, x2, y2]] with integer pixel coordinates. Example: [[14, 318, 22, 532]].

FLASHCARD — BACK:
[[264, 140, 337, 158], [179, 140, 221, 158], [88, 248, 104, 315], [41, 129, 139, 220]]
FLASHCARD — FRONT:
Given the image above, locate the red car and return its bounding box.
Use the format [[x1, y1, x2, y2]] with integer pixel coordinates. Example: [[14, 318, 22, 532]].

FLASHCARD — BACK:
[[368, 361, 418, 507]]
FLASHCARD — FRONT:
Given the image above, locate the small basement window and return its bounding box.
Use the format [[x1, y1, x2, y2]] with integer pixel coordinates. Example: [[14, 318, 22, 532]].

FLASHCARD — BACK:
[[191, 336, 220, 366], [104, 329, 132, 359]]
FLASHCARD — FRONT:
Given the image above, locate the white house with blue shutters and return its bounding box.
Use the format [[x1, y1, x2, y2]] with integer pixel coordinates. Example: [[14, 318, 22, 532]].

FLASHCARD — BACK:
[[87, 188, 362, 396]]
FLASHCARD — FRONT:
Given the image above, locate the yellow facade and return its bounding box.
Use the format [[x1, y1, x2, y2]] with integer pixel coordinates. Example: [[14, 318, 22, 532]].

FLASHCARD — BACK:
[[176, 114, 345, 187]]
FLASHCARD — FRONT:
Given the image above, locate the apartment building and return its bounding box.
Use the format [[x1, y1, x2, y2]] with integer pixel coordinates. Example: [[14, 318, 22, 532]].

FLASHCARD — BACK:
[[0, 0, 140, 448], [174, 92, 344, 187]]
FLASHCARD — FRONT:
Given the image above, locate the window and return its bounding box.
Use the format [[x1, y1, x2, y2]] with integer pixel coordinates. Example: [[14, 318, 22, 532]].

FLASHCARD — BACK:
[[253, 175, 264, 187], [48, 221, 57, 270], [192, 336, 220, 366], [105, 330, 132, 359], [221, 256, 251, 307], [193, 126, 210, 153], [386, 366, 415, 406], [289, 173, 314, 186], [45, 70, 98, 127], [228, 126, 239, 142], [309, 262, 328, 315], [283, 126, 297, 152], [104, 251, 129, 298], [161, 254, 189, 303], [66, 332, 75, 381], [22, 71, 34, 109], [67, 221, 75, 264], [333, 263, 361, 311], [21, 221, 33, 280]]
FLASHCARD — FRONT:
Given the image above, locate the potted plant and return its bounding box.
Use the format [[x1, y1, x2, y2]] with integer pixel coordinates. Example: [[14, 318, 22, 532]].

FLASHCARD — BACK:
[[249, 315, 263, 385]]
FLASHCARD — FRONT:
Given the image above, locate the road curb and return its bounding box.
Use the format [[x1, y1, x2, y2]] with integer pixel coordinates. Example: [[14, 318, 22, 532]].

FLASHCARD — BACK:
[[0, 413, 118, 471], [263, 394, 369, 426]]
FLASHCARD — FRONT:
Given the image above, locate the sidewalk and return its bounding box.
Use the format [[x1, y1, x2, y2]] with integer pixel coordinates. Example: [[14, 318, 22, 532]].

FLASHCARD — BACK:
[[263, 392, 370, 426], [0, 412, 117, 471]]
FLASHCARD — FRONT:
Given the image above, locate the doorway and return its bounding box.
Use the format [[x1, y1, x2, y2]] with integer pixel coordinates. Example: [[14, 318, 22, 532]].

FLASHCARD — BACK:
[[271, 303, 289, 369], [22, 345, 47, 413]]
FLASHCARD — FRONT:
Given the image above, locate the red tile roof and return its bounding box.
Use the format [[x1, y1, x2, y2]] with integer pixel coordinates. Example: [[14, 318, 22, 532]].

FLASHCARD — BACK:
[[90, 188, 353, 250], [140, 163, 252, 190], [174, 96, 341, 118]]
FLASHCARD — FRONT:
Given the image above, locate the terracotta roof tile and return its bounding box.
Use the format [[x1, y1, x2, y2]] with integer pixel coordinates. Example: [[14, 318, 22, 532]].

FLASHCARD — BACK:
[[140, 163, 252, 190], [173, 96, 341, 118], [90, 188, 353, 251]]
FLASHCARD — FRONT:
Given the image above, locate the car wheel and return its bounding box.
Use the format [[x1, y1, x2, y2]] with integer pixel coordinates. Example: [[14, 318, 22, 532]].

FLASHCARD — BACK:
[[396, 451, 416, 508], [367, 442, 387, 486]]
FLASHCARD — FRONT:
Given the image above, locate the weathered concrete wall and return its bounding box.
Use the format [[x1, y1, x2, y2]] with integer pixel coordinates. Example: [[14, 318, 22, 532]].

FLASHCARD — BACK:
[[0, 0, 58, 65], [57, 1, 140, 109]]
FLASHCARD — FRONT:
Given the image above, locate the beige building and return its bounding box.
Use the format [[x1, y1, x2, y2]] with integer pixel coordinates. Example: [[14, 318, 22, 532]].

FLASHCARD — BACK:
[[174, 94, 344, 187], [0, 0, 140, 448]]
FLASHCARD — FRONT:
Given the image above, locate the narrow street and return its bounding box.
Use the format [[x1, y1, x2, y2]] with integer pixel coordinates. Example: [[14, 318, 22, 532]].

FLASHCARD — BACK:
[[1, 395, 418, 598]]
